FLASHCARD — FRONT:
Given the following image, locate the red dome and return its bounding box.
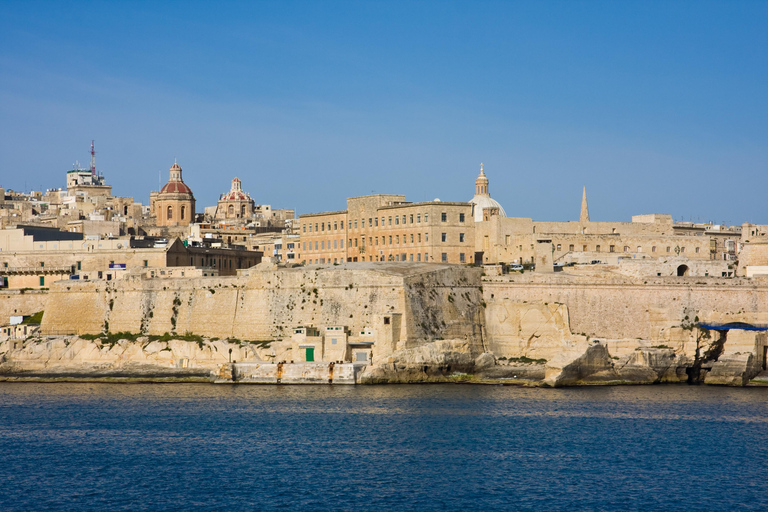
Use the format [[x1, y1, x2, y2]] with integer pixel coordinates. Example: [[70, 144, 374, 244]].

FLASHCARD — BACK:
[[160, 181, 193, 194]]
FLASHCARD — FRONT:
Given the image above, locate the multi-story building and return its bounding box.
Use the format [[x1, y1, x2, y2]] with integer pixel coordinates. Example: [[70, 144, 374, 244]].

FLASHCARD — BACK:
[[299, 194, 474, 264]]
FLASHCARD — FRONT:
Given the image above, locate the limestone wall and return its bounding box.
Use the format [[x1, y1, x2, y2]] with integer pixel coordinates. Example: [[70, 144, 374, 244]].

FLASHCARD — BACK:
[[0, 290, 47, 322], [483, 275, 768, 359], [40, 263, 485, 365]]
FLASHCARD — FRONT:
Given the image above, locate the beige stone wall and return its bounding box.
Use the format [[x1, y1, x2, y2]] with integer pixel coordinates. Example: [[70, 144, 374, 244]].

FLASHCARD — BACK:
[[483, 275, 768, 347], [40, 263, 485, 365], [0, 290, 47, 321]]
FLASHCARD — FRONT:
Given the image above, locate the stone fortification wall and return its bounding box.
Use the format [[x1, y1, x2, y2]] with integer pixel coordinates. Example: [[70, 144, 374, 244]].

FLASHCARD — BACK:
[[41, 263, 484, 363], [484, 275, 767, 341], [482, 274, 768, 362], [0, 290, 47, 322]]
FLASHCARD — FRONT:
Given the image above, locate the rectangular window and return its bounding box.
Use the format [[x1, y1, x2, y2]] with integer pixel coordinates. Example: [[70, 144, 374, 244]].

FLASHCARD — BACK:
[[441, 212, 447, 222], [321, 241, 325, 250], [303, 242, 306, 250], [303, 225, 306, 233], [354, 220, 358, 229], [334, 240, 337, 249], [395, 216, 399, 225], [321, 223, 325, 231], [402, 215, 406, 224], [441, 253, 447, 262], [424, 214, 428, 222], [418, 233, 421, 242], [595, 245, 600, 252], [417, 253, 421, 262], [409, 254, 413, 261], [389, 236, 392, 244], [460, 213, 465, 222], [652, 246, 656, 252], [375, 218, 378, 227], [340, 221, 344, 229], [143, 260, 148, 267], [623, 246, 629, 252], [425, 233, 429, 242], [680, 247, 685, 253], [410, 234, 414, 243], [369, 218, 372, 227], [556, 244, 561, 251], [609, 245, 615, 252], [695, 247, 700, 253], [666, 247, 671, 253], [40, 276, 45, 286], [425, 253, 428, 261], [442, 233, 447, 242], [417, 214, 421, 223], [341, 240, 344, 249], [334, 222, 337, 230], [637, 246, 641, 252], [460, 253, 465, 263], [409, 214, 413, 223], [460, 233, 465, 243], [569, 244, 574, 251], [396, 235, 400, 244], [315, 223, 318, 231], [583, 245, 587, 252], [354, 238, 358, 247]]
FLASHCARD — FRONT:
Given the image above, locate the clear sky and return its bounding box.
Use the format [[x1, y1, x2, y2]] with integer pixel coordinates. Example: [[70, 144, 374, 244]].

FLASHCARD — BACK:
[[1, 0, 766, 225]]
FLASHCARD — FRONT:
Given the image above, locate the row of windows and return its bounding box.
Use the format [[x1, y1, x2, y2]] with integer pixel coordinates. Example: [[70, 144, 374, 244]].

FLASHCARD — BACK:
[[302, 212, 467, 233], [554, 244, 700, 254], [303, 232, 468, 251], [303, 240, 345, 251], [166, 205, 187, 220], [304, 252, 466, 264]]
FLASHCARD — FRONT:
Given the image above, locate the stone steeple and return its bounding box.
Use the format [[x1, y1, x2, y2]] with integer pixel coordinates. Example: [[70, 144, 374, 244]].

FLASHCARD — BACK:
[[580, 186, 590, 225], [475, 163, 489, 196]]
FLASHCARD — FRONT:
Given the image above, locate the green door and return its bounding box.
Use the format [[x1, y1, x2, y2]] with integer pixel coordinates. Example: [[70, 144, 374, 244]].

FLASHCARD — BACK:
[[305, 347, 315, 362]]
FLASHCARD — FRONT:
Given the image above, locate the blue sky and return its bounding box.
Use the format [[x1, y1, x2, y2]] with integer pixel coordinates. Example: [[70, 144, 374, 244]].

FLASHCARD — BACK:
[[1, 0, 766, 225]]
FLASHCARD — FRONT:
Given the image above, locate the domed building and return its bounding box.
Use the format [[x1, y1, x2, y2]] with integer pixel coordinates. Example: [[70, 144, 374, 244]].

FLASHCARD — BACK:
[[468, 164, 506, 222], [154, 160, 195, 227], [215, 177, 254, 221]]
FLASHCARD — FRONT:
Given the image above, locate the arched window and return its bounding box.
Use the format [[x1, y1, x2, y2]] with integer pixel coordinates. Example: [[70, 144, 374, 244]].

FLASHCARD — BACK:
[[228, 204, 235, 216], [167, 205, 173, 220], [181, 205, 186, 220], [241, 205, 246, 217]]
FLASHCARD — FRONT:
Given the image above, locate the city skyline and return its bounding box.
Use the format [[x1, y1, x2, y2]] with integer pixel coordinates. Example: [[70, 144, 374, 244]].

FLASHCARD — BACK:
[[1, 1, 766, 225]]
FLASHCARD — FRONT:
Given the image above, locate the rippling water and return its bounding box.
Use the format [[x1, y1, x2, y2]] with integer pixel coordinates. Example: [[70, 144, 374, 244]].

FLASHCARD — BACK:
[[1, 383, 766, 511]]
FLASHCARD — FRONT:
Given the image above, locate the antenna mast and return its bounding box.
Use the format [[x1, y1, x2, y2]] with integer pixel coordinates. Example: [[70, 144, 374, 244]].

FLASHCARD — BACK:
[[90, 140, 96, 175]]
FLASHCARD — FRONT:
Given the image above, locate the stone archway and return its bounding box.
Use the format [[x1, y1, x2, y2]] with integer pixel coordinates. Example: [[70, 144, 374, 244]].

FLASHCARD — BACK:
[[677, 264, 689, 276]]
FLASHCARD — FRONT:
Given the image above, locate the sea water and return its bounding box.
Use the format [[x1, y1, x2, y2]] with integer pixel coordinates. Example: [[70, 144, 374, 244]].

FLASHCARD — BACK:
[[0, 383, 766, 511]]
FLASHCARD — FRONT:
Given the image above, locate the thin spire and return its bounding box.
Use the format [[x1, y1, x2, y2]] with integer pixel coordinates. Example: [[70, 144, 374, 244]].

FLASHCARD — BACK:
[[580, 186, 590, 225]]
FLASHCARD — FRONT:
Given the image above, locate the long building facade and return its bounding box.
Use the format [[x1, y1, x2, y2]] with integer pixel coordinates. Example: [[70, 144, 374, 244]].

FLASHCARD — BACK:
[[299, 195, 475, 265]]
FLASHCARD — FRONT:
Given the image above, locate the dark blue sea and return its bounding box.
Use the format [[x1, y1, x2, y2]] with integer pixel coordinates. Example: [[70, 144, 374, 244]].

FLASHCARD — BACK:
[[0, 383, 766, 511]]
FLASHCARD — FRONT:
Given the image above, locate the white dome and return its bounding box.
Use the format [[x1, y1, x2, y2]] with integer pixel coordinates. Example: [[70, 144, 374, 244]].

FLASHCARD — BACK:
[[469, 194, 507, 222]]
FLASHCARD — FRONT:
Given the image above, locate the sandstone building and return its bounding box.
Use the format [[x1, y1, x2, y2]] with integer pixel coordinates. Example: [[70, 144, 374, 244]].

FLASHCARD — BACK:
[[299, 195, 474, 264], [215, 177, 254, 221], [150, 161, 195, 227]]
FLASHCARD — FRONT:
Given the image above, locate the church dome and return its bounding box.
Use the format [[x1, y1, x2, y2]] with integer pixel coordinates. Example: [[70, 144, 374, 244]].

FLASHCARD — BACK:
[[468, 164, 506, 222], [160, 181, 193, 194], [159, 161, 193, 196]]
